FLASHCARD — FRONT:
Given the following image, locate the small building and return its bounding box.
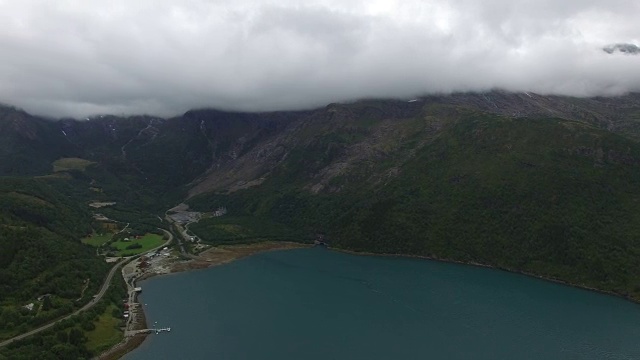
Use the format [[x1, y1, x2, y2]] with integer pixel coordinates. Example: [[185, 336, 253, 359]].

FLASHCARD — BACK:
[[23, 303, 35, 311]]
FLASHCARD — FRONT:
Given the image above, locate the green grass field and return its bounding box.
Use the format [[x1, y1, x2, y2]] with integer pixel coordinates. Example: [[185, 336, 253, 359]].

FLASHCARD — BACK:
[[110, 233, 165, 256], [82, 233, 114, 247], [85, 304, 123, 353], [52, 157, 95, 172]]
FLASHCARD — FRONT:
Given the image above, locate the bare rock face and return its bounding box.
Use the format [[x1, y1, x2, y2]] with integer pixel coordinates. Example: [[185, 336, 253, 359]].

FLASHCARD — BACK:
[[185, 92, 640, 197], [2, 91, 640, 193], [603, 43, 640, 55]]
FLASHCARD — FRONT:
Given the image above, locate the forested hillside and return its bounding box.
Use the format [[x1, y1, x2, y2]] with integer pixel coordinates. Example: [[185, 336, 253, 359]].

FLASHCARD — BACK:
[[187, 108, 640, 300], [0, 177, 109, 339], [3, 91, 640, 316], [0, 106, 77, 175]]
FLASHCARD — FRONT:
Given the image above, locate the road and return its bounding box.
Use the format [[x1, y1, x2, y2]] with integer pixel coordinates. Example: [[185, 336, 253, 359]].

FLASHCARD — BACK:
[[0, 258, 127, 348], [162, 219, 207, 261], [164, 214, 187, 254]]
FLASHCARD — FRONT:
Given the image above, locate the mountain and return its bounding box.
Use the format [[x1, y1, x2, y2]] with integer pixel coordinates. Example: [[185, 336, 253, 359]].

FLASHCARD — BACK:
[[4, 91, 640, 193], [185, 92, 640, 196], [0, 105, 77, 175], [603, 43, 640, 55], [2, 91, 640, 302]]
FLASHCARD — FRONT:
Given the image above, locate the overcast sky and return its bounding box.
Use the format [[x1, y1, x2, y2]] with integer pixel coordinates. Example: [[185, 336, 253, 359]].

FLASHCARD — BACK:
[[1, 0, 639, 118]]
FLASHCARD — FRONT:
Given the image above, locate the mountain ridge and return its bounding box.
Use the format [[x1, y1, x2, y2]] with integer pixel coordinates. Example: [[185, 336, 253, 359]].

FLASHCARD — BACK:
[[1, 91, 640, 198], [3, 91, 640, 302]]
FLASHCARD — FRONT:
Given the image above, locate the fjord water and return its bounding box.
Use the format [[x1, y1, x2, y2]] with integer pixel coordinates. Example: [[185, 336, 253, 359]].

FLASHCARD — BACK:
[[126, 248, 640, 360]]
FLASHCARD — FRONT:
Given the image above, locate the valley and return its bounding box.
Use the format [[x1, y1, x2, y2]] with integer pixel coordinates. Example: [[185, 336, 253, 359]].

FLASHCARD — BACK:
[[3, 91, 640, 358]]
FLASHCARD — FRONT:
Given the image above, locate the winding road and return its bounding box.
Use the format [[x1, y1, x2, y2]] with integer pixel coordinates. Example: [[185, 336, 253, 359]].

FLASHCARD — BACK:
[[0, 228, 176, 348], [0, 258, 127, 348]]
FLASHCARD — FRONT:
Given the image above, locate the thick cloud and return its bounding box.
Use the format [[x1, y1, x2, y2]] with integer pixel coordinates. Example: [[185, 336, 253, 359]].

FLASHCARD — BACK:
[[1, 0, 639, 118]]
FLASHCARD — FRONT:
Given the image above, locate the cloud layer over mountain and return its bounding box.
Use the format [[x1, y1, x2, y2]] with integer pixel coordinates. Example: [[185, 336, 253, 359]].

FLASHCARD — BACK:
[[1, 0, 639, 118]]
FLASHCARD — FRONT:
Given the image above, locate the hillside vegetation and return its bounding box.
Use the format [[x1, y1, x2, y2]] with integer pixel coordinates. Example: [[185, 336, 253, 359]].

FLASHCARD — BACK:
[[2, 91, 640, 329], [188, 109, 640, 300], [0, 177, 109, 339]]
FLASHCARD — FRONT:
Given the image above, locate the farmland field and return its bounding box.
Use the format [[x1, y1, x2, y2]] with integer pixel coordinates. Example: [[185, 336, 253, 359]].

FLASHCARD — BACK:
[[52, 157, 95, 172], [82, 233, 114, 247], [110, 233, 165, 256]]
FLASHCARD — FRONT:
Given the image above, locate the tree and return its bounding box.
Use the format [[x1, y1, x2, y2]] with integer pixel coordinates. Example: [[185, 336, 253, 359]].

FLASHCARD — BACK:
[[42, 296, 52, 311], [125, 243, 142, 250], [81, 320, 95, 331], [68, 328, 84, 346], [56, 331, 68, 343], [51, 343, 80, 359]]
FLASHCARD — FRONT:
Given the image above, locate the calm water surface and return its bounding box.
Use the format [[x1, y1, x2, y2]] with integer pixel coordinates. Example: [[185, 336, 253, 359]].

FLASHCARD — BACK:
[[125, 248, 640, 360]]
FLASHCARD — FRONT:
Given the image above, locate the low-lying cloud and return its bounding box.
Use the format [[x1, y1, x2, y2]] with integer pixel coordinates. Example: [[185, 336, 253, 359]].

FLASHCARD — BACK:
[[1, 0, 639, 118]]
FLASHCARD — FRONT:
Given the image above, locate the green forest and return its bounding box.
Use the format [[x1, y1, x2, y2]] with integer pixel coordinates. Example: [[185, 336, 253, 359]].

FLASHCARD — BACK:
[[0, 177, 110, 340], [188, 114, 640, 301], [0, 265, 128, 359]]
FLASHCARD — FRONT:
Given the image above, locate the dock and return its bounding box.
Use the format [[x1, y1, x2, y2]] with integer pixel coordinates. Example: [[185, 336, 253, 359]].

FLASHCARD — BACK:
[[125, 326, 171, 336], [150, 327, 171, 334]]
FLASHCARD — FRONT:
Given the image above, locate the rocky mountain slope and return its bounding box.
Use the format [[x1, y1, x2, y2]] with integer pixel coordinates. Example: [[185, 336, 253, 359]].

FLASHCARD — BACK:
[[3, 91, 640, 300], [186, 91, 640, 197], [4, 91, 640, 194]]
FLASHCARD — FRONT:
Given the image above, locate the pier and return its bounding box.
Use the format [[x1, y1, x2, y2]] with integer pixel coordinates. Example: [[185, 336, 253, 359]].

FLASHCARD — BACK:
[[126, 327, 171, 336], [149, 321, 170, 335], [148, 326, 171, 334], [125, 321, 172, 337]]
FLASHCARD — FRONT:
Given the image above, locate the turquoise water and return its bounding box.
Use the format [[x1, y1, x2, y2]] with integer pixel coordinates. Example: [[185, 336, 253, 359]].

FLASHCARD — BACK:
[[125, 248, 640, 360]]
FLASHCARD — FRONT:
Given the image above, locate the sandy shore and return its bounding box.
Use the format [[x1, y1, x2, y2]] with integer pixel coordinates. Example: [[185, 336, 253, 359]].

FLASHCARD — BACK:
[[97, 241, 310, 359], [171, 241, 311, 272]]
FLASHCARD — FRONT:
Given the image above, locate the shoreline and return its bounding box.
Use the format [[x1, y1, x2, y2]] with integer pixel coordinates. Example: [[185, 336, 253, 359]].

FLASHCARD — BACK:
[[96, 295, 148, 360], [332, 247, 640, 305], [99, 241, 640, 358], [170, 241, 312, 273], [97, 241, 311, 359]]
